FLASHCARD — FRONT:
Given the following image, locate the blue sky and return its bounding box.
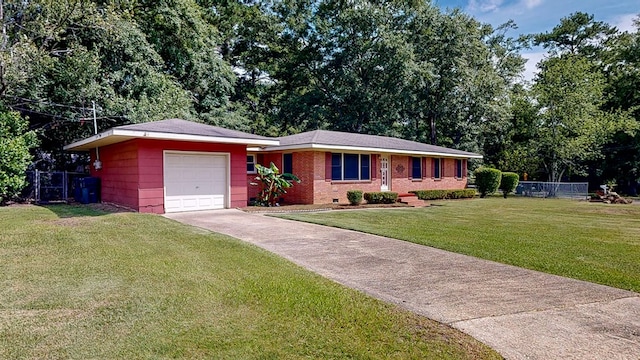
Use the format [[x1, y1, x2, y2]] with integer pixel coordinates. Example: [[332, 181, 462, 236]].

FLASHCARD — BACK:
[[433, 0, 640, 80]]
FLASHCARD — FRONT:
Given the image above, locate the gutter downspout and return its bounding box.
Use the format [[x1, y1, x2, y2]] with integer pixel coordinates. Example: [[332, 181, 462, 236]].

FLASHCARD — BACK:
[[92, 101, 102, 170]]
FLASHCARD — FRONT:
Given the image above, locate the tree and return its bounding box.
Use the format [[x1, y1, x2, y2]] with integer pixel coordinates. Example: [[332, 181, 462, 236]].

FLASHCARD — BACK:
[[531, 55, 635, 183], [0, 104, 38, 203], [0, 0, 238, 169], [483, 84, 542, 178], [214, 0, 522, 160], [526, 12, 616, 58], [598, 18, 640, 194]]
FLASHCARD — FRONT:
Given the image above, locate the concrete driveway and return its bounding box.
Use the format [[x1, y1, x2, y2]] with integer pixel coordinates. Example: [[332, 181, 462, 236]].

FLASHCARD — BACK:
[[165, 209, 640, 360]]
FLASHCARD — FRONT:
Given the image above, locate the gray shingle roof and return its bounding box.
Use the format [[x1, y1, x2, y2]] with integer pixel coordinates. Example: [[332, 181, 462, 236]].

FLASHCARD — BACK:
[[277, 130, 482, 158], [117, 118, 270, 140], [64, 118, 277, 151]]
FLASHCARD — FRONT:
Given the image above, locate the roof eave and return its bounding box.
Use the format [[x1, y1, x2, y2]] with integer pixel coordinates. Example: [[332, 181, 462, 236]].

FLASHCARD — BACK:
[[64, 129, 279, 151], [261, 143, 483, 159]]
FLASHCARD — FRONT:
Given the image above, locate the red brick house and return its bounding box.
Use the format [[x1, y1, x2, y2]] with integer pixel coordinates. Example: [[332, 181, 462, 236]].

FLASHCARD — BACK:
[[247, 130, 482, 205], [65, 119, 482, 213]]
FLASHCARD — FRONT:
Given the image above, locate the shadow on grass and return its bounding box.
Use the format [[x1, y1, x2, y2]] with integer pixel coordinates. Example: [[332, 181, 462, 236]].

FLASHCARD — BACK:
[[40, 203, 121, 218]]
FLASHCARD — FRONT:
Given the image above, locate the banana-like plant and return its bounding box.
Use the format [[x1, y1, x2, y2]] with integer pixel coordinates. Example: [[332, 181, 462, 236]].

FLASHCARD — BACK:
[[251, 162, 300, 206]]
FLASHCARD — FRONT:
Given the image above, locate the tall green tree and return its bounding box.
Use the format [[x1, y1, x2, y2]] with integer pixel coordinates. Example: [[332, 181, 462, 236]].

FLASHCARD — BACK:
[[483, 83, 541, 177], [531, 54, 634, 183], [1, 0, 239, 168], [526, 11, 617, 58], [598, 17, 640, 194], [215, 0, 523, 158], [0, 104, 38, 203]]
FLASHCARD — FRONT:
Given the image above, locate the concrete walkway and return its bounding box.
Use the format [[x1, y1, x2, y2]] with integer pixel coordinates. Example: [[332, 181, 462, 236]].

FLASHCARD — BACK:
[[165, 209, 640, 360]]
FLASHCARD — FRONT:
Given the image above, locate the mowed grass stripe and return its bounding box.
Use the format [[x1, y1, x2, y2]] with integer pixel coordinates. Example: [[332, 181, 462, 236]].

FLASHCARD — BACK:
[[0, 205, 499, 359], [278, 198, 640, 293]]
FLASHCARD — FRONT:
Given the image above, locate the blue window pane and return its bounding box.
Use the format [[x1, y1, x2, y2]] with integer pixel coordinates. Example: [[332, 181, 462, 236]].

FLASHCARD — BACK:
[[360, 154, 370, 180], [283, 153, 293, 174], [344, 154, 359, 180], [331, 153, 342, 180], [412, 157, 421, 179], [247, 155, 255, 173], [456, 159, 462, 178], [434, 159, 441, 179]]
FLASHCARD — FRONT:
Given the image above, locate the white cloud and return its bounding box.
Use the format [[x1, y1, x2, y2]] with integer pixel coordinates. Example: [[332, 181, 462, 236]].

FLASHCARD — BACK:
[[521, 52, 546, 82], [467, 0, 504, 13], [522, 0, 543, 10], [610, 13, 638, 33]]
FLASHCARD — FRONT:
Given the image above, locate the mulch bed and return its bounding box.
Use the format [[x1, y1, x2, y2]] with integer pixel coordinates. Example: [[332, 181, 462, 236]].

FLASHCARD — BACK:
[[242, 202, 411, 213]]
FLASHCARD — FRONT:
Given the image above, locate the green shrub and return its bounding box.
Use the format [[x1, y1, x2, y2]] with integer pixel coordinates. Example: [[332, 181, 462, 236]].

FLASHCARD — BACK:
[[410, 190, 448, 200], [347, 190, 363, 205], [364, 192, 398, 204], [410, 189, 476, 200], [448, 189, 476, 199], [500, 172, 519, 198], [474, 167, 502, 198]]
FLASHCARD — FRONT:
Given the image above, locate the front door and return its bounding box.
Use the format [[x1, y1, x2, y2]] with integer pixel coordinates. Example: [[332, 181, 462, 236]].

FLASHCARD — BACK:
[[380, 155, 390, 191]]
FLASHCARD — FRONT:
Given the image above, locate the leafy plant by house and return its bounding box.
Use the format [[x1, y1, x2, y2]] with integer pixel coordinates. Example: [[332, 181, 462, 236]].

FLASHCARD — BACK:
[[500, 172, 520, 198], [474, 168, 502, 198], [347, 190, 363, 205], [251, 162, 300, 206]]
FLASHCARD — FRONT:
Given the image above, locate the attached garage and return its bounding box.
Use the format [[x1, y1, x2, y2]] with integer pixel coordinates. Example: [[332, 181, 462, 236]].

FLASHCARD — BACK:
[[63, 119, 278, 214], [164, 152, 228, 213]]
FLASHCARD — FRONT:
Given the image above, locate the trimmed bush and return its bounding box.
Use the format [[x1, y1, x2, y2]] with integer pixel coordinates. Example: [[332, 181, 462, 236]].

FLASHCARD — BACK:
[[474, 167, 502, 198], [364, 192, 398, 204], [448, 189, 476, 199], [410, 189, 476, 200], [347, 190, 363, 205], [500, 172, 520, 198], [410, 190, 448, 200]]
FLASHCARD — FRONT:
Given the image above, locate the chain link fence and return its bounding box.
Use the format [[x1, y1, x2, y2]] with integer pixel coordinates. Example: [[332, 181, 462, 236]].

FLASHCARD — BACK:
[[516, 181, 589, 200], [24, 171, 87, 204]]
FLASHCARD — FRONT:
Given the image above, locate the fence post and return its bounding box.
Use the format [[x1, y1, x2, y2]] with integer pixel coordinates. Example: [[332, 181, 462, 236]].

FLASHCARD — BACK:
[[35, 169, 40, 203], [63, 171, 68, 202]]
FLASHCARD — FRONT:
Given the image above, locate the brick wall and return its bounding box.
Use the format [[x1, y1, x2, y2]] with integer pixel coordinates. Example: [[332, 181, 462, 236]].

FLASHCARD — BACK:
[[247, 150, 469, 205], [390, 156, 467, 194]]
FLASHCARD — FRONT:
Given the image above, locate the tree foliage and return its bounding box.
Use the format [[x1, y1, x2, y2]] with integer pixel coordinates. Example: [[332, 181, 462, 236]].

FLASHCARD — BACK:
[[505, 13, 639, 186], [0, 104, 38, 203], [532, 55, 627, 182], [0, 0, 237, 169], [526, 12, 617, 57], [2, 0, 639, 194], [597, 18, 640, 194]]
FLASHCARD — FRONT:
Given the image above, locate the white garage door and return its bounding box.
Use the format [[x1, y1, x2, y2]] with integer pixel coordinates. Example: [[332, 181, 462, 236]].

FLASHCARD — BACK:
[[164, 152, 228, 213]]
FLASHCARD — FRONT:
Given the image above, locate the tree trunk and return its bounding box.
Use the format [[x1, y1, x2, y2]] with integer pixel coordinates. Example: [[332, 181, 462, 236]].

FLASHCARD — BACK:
[[429, 114, 436, 145]]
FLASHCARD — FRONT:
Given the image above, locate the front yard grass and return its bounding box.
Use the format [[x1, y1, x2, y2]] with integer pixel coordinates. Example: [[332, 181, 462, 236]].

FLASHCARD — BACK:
[[278, 198, 640, 293], [0, 205, 499, 359]]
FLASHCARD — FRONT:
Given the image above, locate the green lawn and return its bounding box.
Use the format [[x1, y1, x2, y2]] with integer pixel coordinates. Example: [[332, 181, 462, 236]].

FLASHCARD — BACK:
[[0, 205, 499, 359], [278, 198, 640, 293]]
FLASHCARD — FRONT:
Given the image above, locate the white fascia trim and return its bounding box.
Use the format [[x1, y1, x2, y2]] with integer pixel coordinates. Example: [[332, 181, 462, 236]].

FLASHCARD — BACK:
[[63, 129, 116, 150], [112, 129, 279, 146], [64, 129, 279, 150], [262, 143, 484, 159]]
